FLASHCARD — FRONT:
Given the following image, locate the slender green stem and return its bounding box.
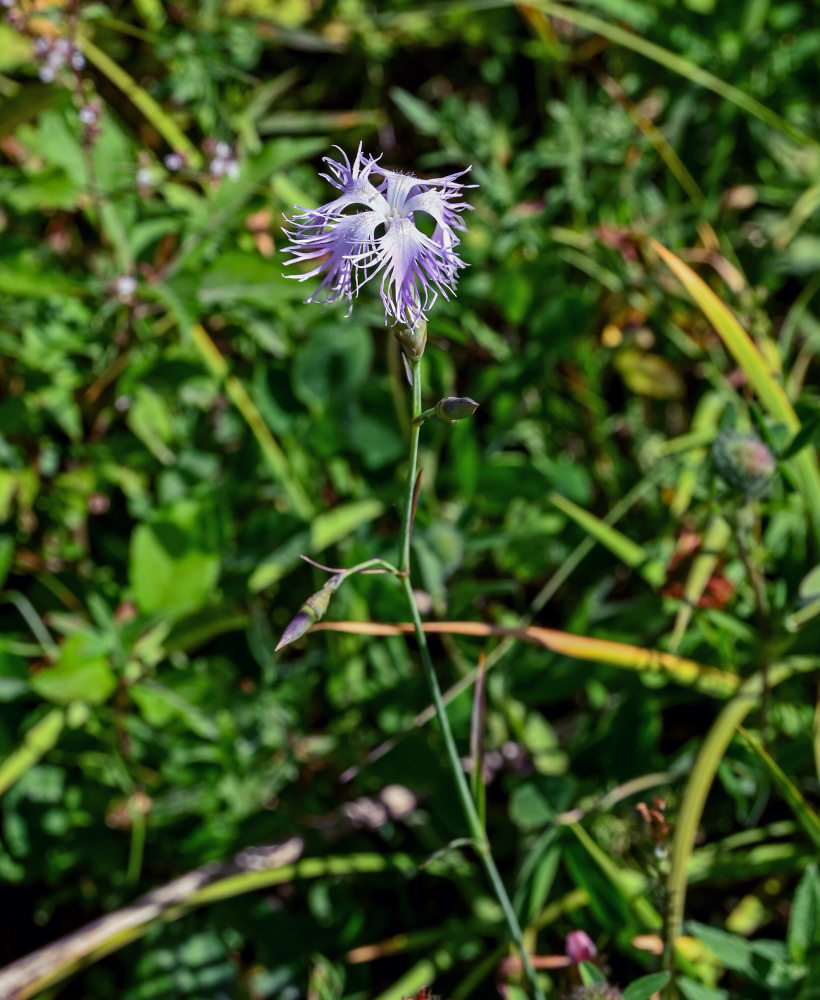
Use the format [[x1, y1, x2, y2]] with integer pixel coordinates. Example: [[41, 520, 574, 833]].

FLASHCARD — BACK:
[[399, 362, 423, 575], [397, 353, 544, 1000], [414, 406, 437, 426]]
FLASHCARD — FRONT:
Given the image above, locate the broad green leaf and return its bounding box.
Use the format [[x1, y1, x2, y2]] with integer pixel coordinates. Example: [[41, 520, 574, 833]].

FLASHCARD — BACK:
[[31, 635, 116, 705], [130, 523, 220, 618], [615, 348, 686, 399], [623, 972, 671, 1000], [687, 921, 755, 975], [678, 979, 729, 1000]]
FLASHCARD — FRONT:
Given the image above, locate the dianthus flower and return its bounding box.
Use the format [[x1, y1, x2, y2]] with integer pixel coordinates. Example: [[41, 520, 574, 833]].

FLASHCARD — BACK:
[[283, 145, 472, 329]]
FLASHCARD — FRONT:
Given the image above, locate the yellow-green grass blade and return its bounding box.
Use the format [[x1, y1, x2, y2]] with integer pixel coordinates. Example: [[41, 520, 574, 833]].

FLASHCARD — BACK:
[[547, 490, 665, 587], [652, 239, 820, 546], [666, 657, 818, 955], [737, 726, 820, 851], [670, 392, 723, 519], [652, 240, 795, 423], [314, 620, 742, 699], [76, 35, 201, 166], [0, 709, 64, 798], [598, 72, 703, 206], [668, 515, 732, 652]]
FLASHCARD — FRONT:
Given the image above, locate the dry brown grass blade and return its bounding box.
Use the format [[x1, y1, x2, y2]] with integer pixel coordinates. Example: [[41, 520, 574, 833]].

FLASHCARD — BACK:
[[312, 620, 740, 698]]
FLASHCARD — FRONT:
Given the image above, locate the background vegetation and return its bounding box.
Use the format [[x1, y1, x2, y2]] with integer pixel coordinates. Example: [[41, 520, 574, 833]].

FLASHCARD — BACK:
[[1, 1, 820, 998]]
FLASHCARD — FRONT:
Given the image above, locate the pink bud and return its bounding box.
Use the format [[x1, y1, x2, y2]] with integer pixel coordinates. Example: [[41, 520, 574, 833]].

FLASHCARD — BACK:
[[565, 929, 597, 965]]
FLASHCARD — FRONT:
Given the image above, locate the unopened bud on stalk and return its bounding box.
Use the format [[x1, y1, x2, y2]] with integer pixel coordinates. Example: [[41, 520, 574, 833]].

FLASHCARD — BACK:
[[435, 396, 479, 423], [712, 430, 776, 499], [275, 573, 344, 651], [393, 320, 427, 361]]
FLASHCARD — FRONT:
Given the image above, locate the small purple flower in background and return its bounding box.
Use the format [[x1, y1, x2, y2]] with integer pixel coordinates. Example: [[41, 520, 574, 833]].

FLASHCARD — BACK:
[[34, 36, 84, 82], [283, 144, 473, 330], [78, 98, 102, 144], [136, 165, 155, 192], [163, 152, 185, 172], [208, 140, 240, 181], [113, 274, 137, 304]]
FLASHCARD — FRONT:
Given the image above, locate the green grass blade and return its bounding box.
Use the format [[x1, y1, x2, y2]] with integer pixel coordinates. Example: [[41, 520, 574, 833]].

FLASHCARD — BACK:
[[775, 181, 820, 249], [652, 240, 797, 425], [569, 822, 663, 930], [666, 658, 818, 955], [0, 709, 64, 798], [652, 239, 820, 546], [668, 515, 732, 652], [76, 36, 201, 166], [547, 490, 664, 586], [738, 727, 820, 851]]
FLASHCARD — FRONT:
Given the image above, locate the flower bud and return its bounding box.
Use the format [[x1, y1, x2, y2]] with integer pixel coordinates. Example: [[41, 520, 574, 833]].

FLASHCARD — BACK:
[[393, 320, 427, 360], [565, 929, 597, 965], [712, 430, 776, 498], [434, 396, 479, 423], [275, 573, 344, 651]]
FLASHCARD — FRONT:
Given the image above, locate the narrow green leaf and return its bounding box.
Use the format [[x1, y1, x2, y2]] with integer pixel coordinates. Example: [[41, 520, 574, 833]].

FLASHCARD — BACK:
[[666, 658, 817, 950], [0, 709, 65, 798], [547, 491, 664, 586], [668, 515, 732, 651], [781, 414, 820, 460], [579, 961, 607, 985], [788, 863, 820, 964], [738, 728, 820, 852]]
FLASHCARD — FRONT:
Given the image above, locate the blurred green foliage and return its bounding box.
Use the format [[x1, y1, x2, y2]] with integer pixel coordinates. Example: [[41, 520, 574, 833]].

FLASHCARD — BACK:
[[1, 0, 820, 997]]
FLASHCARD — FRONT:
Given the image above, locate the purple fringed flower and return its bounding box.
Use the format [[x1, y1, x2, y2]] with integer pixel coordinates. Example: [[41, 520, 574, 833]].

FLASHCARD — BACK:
[[283, 145, 473, 329]]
